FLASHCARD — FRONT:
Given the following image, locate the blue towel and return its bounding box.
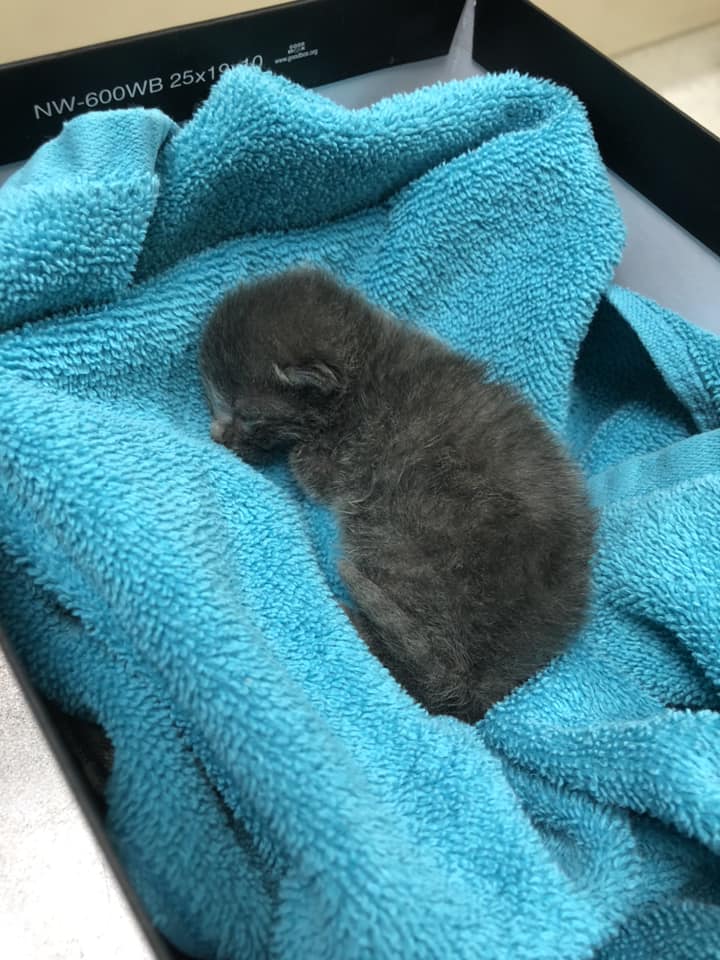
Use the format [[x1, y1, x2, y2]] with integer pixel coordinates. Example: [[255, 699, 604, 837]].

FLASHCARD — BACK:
[[1, 67, 719, 959]]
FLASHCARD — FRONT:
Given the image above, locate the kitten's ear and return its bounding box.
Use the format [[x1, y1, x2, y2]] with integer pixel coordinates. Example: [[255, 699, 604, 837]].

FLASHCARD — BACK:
[[273, 361, 342, 395]]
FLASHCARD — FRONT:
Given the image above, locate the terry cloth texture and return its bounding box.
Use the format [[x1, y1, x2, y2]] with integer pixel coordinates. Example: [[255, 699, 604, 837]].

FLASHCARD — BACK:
[[1, 67, 719, 959]]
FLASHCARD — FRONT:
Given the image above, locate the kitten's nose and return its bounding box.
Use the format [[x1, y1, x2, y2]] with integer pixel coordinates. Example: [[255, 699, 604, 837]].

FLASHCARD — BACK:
[[210, 419, 229, 443]]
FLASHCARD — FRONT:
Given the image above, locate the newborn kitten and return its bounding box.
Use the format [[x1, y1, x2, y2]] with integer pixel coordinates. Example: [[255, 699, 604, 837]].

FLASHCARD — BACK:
[[199, 267, 595, 722]]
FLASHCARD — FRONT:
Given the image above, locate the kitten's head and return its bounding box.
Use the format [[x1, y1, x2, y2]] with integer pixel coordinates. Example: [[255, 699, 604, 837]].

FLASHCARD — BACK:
[[199, 266, 357, 463]]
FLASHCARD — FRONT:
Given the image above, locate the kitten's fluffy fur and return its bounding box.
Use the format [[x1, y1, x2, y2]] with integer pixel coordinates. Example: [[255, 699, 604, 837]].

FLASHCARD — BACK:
[[200, 267, 595, 722]]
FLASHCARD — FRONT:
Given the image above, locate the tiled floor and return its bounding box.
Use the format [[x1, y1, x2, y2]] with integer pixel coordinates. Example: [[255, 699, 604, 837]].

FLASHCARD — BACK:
[[617, 20, 720, 135]]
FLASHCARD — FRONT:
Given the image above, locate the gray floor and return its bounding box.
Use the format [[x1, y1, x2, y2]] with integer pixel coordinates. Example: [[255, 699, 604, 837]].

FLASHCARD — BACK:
[[617, 20, 720, 137], [1, 2, 719, 957], [0, 653, 155, 958]]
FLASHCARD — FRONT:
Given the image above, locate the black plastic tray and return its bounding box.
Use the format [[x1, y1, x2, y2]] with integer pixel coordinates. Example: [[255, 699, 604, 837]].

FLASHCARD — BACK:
[[473, 0, 720, 257], [0, 0, 464, 165]]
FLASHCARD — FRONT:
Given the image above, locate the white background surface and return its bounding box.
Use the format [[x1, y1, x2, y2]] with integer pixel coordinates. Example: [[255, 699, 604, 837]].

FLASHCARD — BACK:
[[1, 1, 719, 957]]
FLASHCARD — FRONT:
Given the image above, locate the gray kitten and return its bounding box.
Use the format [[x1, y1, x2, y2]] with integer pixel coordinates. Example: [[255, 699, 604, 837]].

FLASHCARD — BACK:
[[199, 267, 595, 722]]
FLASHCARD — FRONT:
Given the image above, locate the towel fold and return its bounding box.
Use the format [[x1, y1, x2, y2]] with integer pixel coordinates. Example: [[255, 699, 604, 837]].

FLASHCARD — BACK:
[[1, 66, 718, 959]]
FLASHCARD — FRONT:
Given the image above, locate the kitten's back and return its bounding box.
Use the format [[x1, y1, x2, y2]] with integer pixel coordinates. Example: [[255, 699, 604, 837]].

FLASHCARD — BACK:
[[330, 311, 595, 721]]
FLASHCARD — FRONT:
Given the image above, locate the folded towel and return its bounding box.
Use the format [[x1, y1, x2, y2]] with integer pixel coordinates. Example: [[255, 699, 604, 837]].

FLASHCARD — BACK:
[[1, 67, 718, 959]]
